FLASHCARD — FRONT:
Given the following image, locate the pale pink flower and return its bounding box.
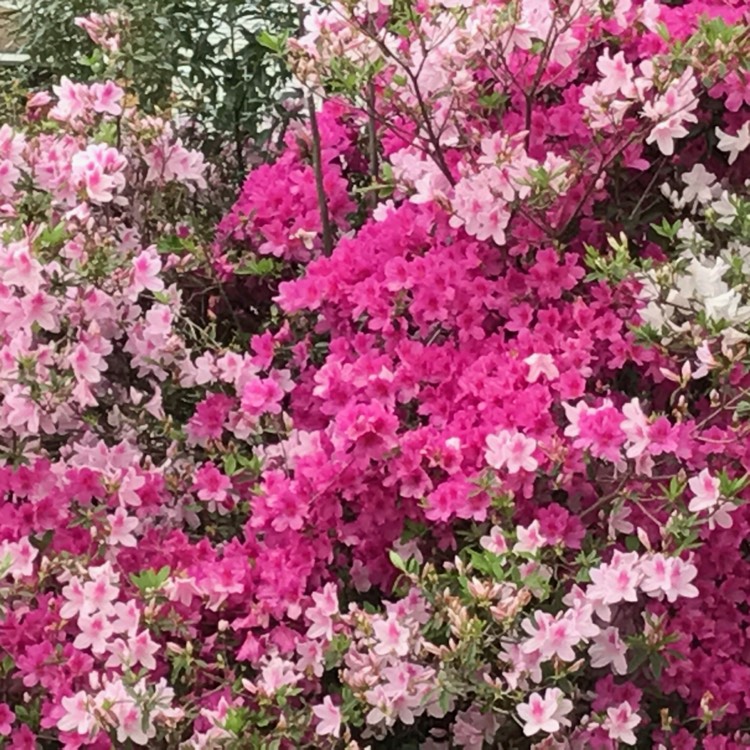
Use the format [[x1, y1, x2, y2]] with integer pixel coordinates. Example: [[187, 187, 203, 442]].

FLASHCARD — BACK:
[[312, 696, 342, 738], [3, 244, 42, 293], [0, 159, 20, 197], [2, 537, 37, 579], [60, 576, 86, 619], [602, 701, 641, 745], [70, 144, 127, 203], [306, 583, 338, 641], [640, 554, 699, 603], [513, 520, 547, 554], [597, 50, 636, 97], [0, 124, 26, 163], [129, 630, 160, 670], [111, 600, 141, 635], [692, 342, 716, 379], [373, 614, 410, 657], [480, 525, 508, 555], [107, 630, 159, 671], [74, 612, 114, 653], [453, 707, 498, 749], [117, 468, 146, 507], [58, 691, 96, 735], [114, 701, 155, 746], [296, 640, 325, 678], [258, 657, 300, 694], [524, 353, 559, 383], [68, 342, 106, 384], [500, 641, 543, 690], [132, 250, 164, 294], [707, 501, 736, 531], [22, 291, 58, 331], [643, 69, 698, 156], [107, 508, 139, 547], [51, 77, 87, 122], [521, 611, 581, 662], [90, 81, 124, 116], [688, 468, 720, 512], [485, 429, 538, 474], [589, 626, 628, 674], [620, 398, 650, 458], [587, 553, 641, 605], [82, 574, 119, 616], [517, 688, 573, 737]]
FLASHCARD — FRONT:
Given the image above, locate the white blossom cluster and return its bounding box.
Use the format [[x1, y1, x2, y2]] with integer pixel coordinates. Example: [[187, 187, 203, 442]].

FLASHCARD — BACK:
[[637, 156, 750, 346]]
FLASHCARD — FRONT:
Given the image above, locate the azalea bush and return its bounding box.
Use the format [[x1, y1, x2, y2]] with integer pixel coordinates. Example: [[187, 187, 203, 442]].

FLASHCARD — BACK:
[[1, 0, 750, 748]]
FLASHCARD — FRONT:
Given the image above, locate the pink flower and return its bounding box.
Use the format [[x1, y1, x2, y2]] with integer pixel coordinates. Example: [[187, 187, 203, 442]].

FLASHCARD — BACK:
[[107, 630, 159, 671], [57, 691, 96, 735], [521, 610, 582, 662], [485, 429, 538, 474], [90, 81, 124, 116], [513, 520, 548, 554], [70, 143, 126, 202], [306, 583, 339, 641], [524, 353, 559, 383], [688, 468, 720, 512], [639, 554, 699, 603], [0, 703, 13, 736], [372, 614, 410, 657], [241, 375, 284, 417], [620, 399, 650, 458], [596, 50, 636, 97], [132, 250, 164, 294], [50, 77, 87, 122], [0, 159, 20, 197], [602, 701, 641, 745], [60, 576, 86, 619], [194, 462, 231, 504], [107, 508, 138, 547], [82, 573, 119, 616], [258, 657, 300, 695], [312, 696, 342, 738], [74, 611, 114, 653], [68, 342, 106, 384], [517, 688, 573, 737], [480, 526, 508, 555], [588, 553, 641, 606], [3, 244, 42, 293], [589, 626, 628, 675]]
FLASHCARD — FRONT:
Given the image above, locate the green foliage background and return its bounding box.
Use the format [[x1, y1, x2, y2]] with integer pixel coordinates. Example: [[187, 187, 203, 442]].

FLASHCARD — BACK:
[[11, 0, 299, 179]]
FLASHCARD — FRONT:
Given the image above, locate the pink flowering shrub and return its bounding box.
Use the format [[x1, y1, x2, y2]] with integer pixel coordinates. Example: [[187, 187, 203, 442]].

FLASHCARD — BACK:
[[1, 2, 750, 749]]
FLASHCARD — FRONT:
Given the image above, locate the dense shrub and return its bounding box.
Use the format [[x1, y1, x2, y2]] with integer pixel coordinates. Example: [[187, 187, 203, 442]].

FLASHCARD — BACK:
[[0, 1, 749, 749], [13, 0, 299, 180]]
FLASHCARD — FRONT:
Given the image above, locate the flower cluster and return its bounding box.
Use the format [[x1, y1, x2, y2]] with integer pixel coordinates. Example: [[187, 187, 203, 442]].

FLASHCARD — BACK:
[[0, 1, 749, 749]]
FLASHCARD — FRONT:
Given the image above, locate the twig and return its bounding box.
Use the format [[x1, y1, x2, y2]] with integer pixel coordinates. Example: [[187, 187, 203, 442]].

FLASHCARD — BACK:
[[366, 79, 379, 210], [306, 93, 334, 257]]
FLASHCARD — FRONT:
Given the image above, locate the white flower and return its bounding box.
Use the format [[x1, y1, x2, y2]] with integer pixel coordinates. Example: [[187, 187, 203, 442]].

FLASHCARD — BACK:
[[681, 164, 717, 204], [715, 123, 750, 165], [711, 191, 737, 226]]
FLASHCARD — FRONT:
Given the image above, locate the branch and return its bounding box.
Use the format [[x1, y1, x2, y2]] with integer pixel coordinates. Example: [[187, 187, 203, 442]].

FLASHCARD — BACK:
[[307, 94, 334, 257]]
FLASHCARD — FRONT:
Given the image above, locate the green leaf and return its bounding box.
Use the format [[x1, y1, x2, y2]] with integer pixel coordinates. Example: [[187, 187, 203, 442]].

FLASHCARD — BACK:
[[389, 550, 407, 573], [257, 30, 282, 54], [223, 453, 238, 476]]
